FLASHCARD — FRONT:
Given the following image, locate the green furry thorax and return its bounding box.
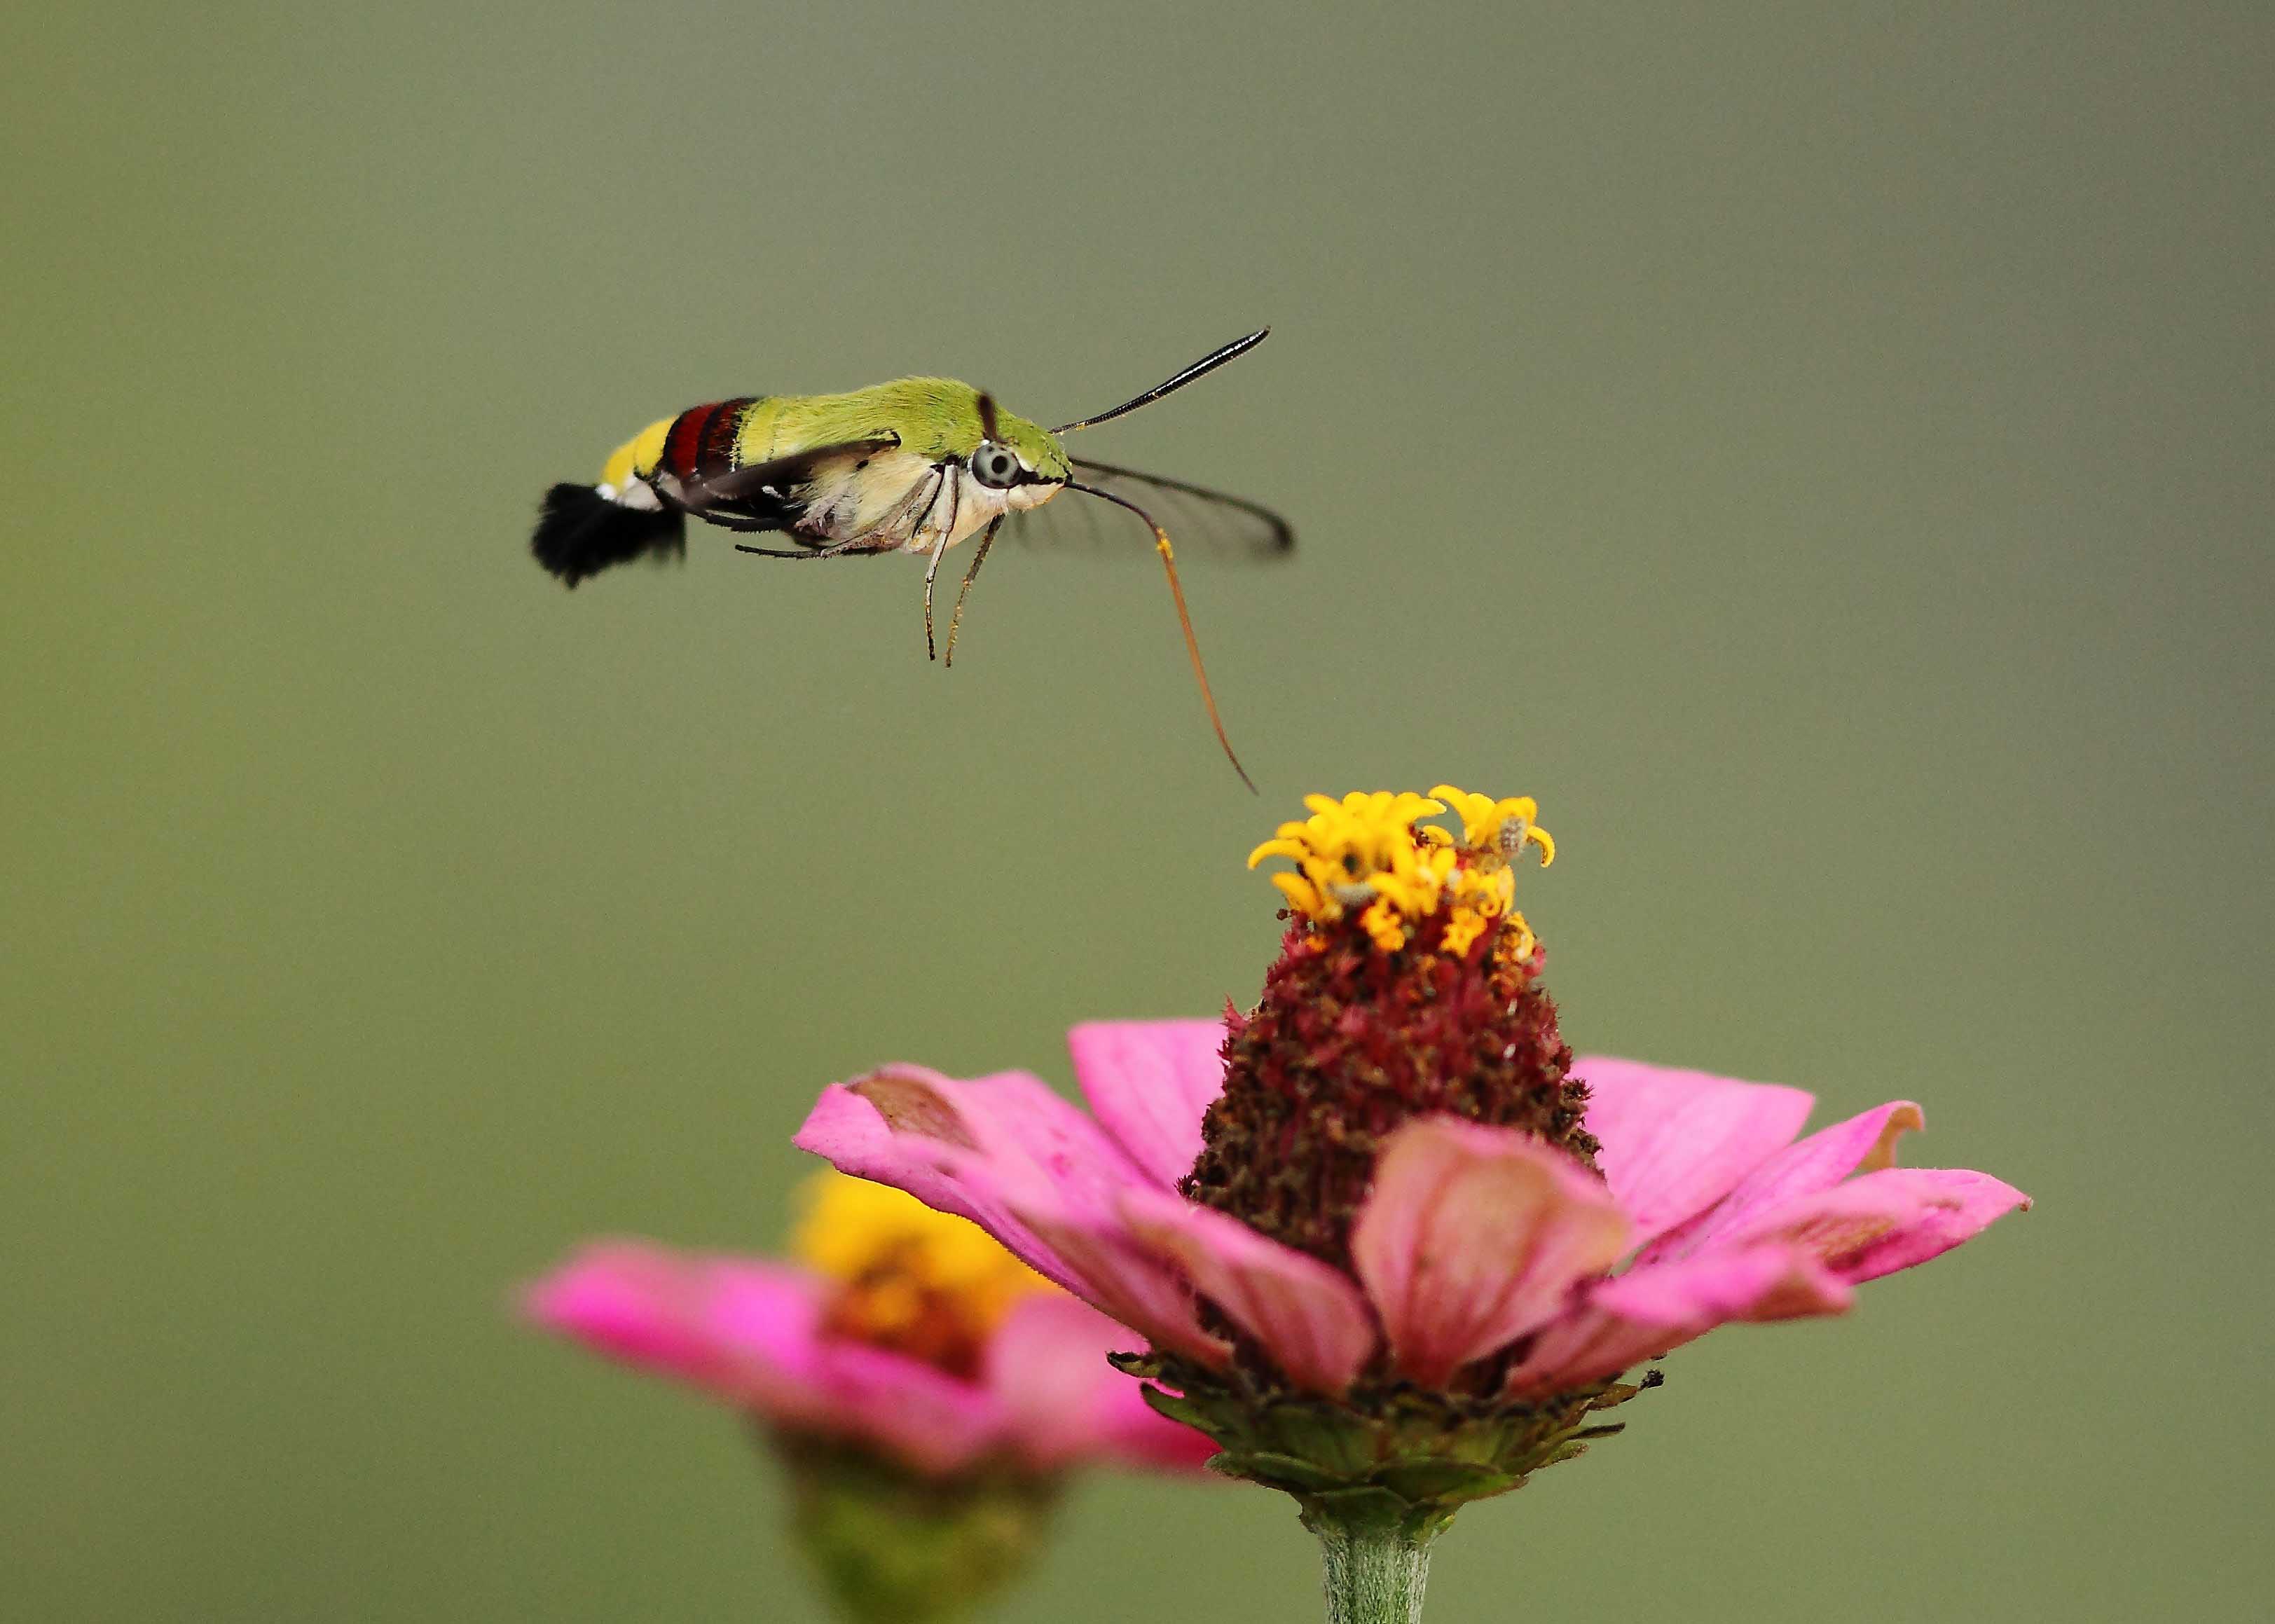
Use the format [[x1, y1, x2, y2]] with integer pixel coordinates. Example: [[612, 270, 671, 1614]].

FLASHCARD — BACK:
[[735, 379, 1070, 479]]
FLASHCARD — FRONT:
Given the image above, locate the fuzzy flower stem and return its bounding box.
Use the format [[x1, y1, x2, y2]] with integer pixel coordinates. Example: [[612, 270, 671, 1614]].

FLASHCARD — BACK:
[[1305, 1504, 1437, 1624]]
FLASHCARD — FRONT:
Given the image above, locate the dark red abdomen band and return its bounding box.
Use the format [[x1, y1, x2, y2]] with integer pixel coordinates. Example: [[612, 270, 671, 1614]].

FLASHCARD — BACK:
[[660, 398, 755, 483]]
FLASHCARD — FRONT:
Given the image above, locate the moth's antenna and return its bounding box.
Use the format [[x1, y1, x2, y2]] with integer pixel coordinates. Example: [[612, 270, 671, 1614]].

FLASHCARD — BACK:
[[1052, 329, 1271, 436], [1064, 481, 1256, 793], [976, 392, 1001, 441]]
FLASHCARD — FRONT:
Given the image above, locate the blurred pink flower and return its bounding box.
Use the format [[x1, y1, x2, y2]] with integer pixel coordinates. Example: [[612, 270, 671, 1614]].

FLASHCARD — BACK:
[[524, 1176, 1214, 1479], [795, 1024, 2029, 1401]]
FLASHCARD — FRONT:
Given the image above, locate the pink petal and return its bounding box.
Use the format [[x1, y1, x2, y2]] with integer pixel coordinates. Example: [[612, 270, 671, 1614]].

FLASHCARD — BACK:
[[1506, 1243, 1853, 1397], [1017, 1199, 1235, 1372], [522, 1242, 825, 1408], [1717, 1167, 2032, 1284], [1348, 1117, 1631, 1389], [797, 1066, 1236, 1368], [794, 1066, 1153, 1294], [1117, 1186, 1377, 1396], [803, 1337, 1005, 1476], [522, 1243, 1001, 1474], [1641, 1100, 1925, 1264], [1573, 1056, 1815, 1249], [1068, 1019, 1228, 1189], [985, 1293, 1217, 1473]]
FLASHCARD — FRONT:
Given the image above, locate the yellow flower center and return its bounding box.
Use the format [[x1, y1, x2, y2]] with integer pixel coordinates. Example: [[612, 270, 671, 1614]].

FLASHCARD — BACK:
[[791, 1170, 1054, 1378], [1246, 785, 1555, 957]]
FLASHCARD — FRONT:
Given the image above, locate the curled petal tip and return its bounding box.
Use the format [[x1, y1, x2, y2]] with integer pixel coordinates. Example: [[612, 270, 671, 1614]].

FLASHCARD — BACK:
[[1860, 1103, 1925, 1174]]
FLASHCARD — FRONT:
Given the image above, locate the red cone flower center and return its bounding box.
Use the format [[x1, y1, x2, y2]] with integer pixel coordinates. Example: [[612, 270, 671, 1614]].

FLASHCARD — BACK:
[[1182, 789, 1598, 1271]]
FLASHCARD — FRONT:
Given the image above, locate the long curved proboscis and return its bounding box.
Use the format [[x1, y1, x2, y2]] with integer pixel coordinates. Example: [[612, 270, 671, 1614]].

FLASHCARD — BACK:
[[1051, 329, 1272, 436], [1064, 479, 1256, 793]]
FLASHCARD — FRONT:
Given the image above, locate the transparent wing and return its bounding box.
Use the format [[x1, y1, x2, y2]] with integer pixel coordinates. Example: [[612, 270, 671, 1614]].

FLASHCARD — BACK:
[[1006, 458, 1295, 563]]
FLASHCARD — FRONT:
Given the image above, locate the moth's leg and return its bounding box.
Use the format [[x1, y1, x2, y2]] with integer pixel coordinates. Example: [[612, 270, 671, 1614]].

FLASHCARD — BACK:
[[943, 514, 1005, 668], [732, 537, 889, 560], [923, 469, 963, 661], [876, 465, 945, 553], [731, 481, 937, 562], [732, 511, 934, 565], [730, 462, 950, 567]]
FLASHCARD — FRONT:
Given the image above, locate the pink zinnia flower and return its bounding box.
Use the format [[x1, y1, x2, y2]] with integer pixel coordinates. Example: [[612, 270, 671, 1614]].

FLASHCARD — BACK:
[[794, 787, 2029, 1615], [525, 1171, 1210, 1478], [524, 1171, 1211, 1622], [799, 1038, 2019, 1404]]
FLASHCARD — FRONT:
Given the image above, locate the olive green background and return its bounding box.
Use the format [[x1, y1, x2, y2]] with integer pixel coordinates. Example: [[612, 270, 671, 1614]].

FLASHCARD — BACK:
[[5, 3, 2268, 1619]]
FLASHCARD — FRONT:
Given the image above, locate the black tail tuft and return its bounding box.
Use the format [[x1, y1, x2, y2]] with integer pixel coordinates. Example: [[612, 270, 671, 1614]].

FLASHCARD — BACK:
[[530, 484, 686, 587]]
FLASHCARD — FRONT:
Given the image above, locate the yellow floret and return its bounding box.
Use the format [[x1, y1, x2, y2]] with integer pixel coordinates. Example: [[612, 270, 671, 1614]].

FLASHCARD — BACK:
[[1360, 897, 1409, 953], [1249, 783, 1558, 958], [1439, 910, 1490, 956], [1429, 785, 1555, 869], [792, 1171, 1051, 1363]]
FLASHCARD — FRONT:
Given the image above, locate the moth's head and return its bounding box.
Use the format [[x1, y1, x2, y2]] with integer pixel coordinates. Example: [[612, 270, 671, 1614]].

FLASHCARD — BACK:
[[965, 390, 1071, 499]]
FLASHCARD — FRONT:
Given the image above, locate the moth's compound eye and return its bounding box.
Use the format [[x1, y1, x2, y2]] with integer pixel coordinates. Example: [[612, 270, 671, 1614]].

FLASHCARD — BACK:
[[969, 442, 1022, 490]]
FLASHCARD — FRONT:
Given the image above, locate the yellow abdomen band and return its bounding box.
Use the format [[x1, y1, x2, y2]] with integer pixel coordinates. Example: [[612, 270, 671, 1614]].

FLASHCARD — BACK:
[[598, 417, 673, 491]]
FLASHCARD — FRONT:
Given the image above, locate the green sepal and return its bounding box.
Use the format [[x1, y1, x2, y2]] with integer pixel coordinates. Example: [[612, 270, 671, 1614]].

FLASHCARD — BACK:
[[1120, 1352, 1660, 1531], [1372, 1457, 1518, 1506], [771, 1429, 1065, 1624], [1209, 1449, 1347, 1492]]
